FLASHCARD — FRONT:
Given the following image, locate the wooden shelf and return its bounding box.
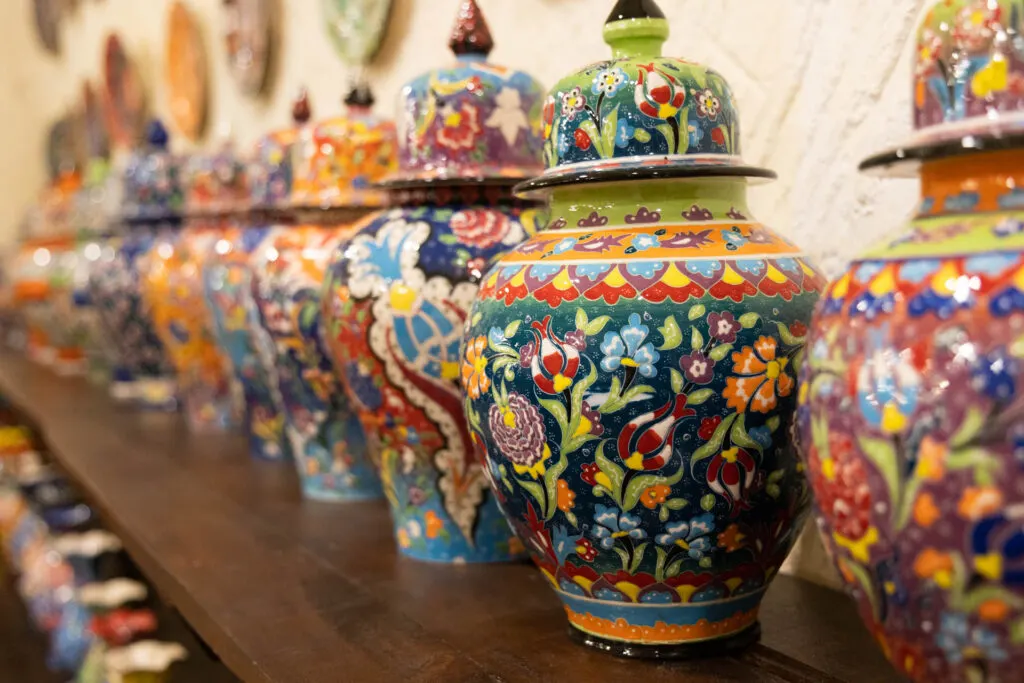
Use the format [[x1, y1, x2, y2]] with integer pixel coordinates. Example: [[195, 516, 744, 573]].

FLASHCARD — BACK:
[[0, 352, 901, 683]]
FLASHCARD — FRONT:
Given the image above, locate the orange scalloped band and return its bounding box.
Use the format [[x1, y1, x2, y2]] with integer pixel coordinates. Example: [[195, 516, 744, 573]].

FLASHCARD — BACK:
[[564, 605, 760, 645]]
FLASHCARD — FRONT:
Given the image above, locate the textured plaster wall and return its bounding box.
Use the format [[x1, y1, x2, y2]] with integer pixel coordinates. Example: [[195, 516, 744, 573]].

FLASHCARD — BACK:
[[0, 0, 935, 587]]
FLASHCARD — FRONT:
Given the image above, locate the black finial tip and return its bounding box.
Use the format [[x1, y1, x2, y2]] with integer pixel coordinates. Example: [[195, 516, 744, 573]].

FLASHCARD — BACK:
[[344, 84, 375, 109], [606, 0, 665, 24], [449, 0, 494, 58], [292, 88, 312, 125], [146, 119, 169, 149]]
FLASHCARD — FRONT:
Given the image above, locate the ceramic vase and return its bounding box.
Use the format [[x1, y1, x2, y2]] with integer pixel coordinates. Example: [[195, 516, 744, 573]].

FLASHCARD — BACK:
[[202, 111, 307, 461], [798, 3, 1024, 681], [461, 0, 822, 654], [248, 90, 395, 501], [11, 236, 57, 365], [320, 0, 546, 562]]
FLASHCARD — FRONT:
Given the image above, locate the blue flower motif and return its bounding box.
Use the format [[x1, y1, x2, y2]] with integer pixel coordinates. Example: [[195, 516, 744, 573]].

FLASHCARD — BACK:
[[854, 261, 884, 282], [488, 326, 506, 346], [592, 67, 628, 96], [856, 327, 921, 434], [972, 347, 1017, 401], [574, 263, 612, 280], [616, 119, 636, 148], [553, 237, 578, 254], [936, 612, 1009, 664], [599, 313, 660, 378], [898, 259, 942, 283], [630, 233, 660, 252], [552, 525, 583, 564], [655, 512, 716, 559], [735, 259, 766, 276], [720, 229, 748, 250], [688, 123, 705, 147], [685, 259, 721, 278], [592, 504, 647, 549]]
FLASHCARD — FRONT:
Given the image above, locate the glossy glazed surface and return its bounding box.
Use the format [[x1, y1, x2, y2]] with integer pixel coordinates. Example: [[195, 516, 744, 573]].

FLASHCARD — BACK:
[[800, 149, 1024, 682], [321, 190, 545, 562], [203, 223, 290, 460], [252, 223, 381, 501], [464, 179, 823, 647]]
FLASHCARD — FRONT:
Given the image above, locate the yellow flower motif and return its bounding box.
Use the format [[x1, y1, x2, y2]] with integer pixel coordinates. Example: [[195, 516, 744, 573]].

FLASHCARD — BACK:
[[833, 526, 879, 564]]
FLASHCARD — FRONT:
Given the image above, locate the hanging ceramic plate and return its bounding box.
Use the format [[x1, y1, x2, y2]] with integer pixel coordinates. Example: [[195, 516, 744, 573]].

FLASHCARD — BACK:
[[46, 115, 77, 181], [223, 0, 272, 96], [32, 0, 61, 54], [102, 34, 148, 149], [322, 0, 394, 67], [82, 81, 109, 160], [165, 1, 209, 141]]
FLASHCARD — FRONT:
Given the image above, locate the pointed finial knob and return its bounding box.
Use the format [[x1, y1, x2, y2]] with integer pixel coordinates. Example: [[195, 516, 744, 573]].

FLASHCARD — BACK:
[[449, 0, 493, 58], [344, 83, 376, 109], [145, 119, 169, 149], [292, 88, 312, 125], [606, 0, 666, 24]]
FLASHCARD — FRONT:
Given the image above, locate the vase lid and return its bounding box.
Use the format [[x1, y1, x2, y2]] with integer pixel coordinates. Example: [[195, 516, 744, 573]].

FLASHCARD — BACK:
[[248, 89, 312, 211], [290, 82, 398, 209], [378, 0, 545, 188], [185, 137, 249, 217], [515, 0, 774, 198], [862, 0, 1024, 176], [121, 119, 185, 223]]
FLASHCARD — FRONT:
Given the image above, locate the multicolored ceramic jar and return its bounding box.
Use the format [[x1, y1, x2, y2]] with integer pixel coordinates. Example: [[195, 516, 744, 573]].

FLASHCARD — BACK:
[[89, 123, 178, 407], [203, 111, 310, 460], [320, 0, 545, 563], [799, 3, 1024, 681], [460, 0, 822, 655], [139, 146, 245, 432], [249, 92, 395, 500]]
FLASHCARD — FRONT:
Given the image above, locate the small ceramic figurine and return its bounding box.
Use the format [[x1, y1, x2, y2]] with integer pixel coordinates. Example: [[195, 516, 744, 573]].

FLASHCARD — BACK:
[[249, 86, 396, 500], [203, 97, 310, 461], [90, 121, 179, 408], [321, 0, 545, 562], [799, 2, 1024, 681], [141, 143, 246, 432], [460, 0, 823, 655]]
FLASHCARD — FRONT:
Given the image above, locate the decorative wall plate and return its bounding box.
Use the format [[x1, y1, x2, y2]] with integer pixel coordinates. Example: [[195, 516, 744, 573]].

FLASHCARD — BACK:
[[322, 0, 394, 67], [82, 81, 109, 161], [222, 0, 271, 96], [102, 35, 147, 149], [165, 1, 209, 141], [33, 0, 61, 54]]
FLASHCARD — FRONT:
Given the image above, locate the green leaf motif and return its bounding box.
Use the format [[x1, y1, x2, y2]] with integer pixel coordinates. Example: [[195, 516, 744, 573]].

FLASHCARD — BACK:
[[777, 322, 805, 347], [687, 388, 714, 406], [539, 398, 569, 435], [691, 327, 704, 351], [575, 309, 588, 332], [654, 546, 668, 581], [666, 498, 688, 510], [738, 312, 761, 329], [438, 234, 458, 245], [658, 315, 682, 351], [665, 557, 685, 579], [659, 505, 670, 522], [731, 413, 764, 452], [688, 305, 706, 321], [767, 415, 781, 433], [633, 128, 652, 143], [598, 105, 620, 158], [585, 316, 611, 336], [595, 442, 625, 501], [629, 542, 648, 574], [691, 413, 737, 474], [543, 455, 569, 521], [1011, 617, 1024, 645], [504, 320, 521, 339], [518, 478, 547, 517], [670, 369, 685, 394], [709, 343, 733, 362], [767, 469, 786, 484], [612, 545, 630, 570], [951, 408, 986, 449], [858, 436, 900, 512], [701, 494, 716, 511], [622, 459, 686, 512]]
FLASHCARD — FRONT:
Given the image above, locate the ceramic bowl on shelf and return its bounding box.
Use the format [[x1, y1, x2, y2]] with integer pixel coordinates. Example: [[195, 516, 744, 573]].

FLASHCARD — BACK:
[[798, 2, 1024, 681], [320, 0, 546, 562], [104, 640, 187, 683], [459, 0, 822, 656]]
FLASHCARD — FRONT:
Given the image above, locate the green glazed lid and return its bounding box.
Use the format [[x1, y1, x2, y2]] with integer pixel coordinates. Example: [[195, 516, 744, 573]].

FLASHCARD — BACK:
[[516, 0, 774, 197]]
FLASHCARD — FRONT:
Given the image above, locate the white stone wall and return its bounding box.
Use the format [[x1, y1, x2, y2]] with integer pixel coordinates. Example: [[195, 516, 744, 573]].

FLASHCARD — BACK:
[[0, 0, 938, 587]]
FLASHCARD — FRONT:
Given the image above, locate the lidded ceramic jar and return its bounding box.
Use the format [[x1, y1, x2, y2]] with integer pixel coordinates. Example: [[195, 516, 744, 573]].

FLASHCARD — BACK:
[[139, 142, 246, 432], [249, 88, 396, 500], [320, 0, 546, 562], [798, 2, 1024, 681], [89, 121, 178, 408], [460, 0, 824, 655], [202, 99, 312, 462]]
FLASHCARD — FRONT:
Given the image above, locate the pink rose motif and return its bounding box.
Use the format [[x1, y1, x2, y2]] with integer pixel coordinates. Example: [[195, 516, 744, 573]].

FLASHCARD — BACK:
[[450, 210, 511, 249]]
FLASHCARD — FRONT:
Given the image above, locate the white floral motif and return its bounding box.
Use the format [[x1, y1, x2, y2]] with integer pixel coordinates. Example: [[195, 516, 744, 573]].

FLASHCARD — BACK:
[[485, 87, 529, 147]]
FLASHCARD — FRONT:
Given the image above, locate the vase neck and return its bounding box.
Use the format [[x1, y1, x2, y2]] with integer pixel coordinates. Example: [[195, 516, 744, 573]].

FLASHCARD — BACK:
[[919, 149, 1024, 218], [546, 178, 752, 230]]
